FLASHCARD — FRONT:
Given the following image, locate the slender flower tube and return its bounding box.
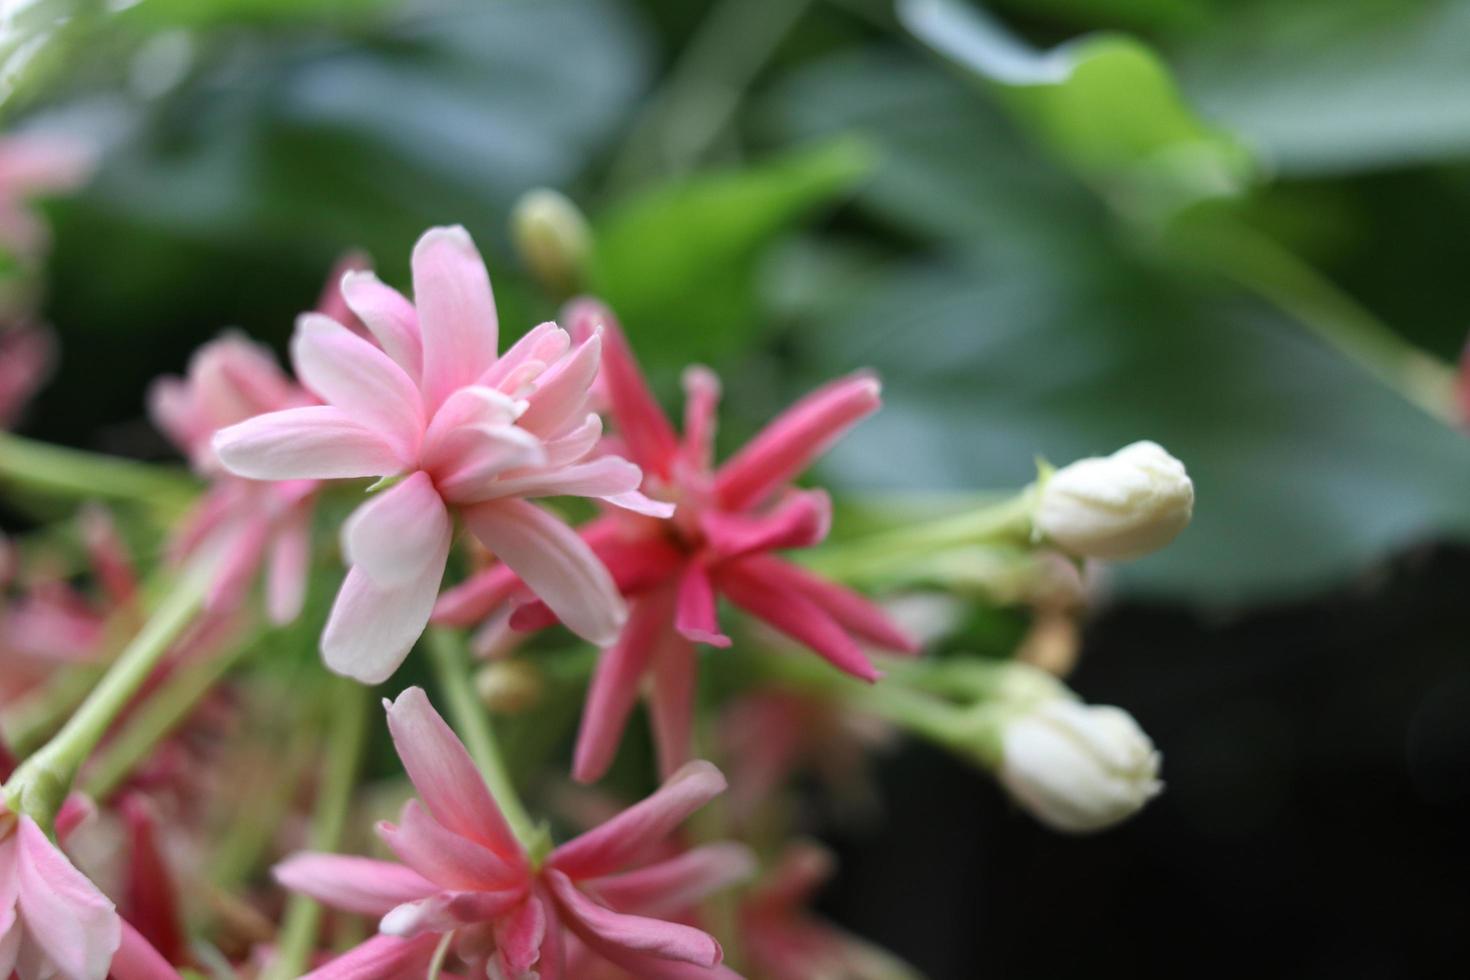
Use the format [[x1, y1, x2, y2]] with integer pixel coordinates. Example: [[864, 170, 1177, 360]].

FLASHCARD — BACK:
[[215, 227, 668, 683], [275, 687, 749, 979], [1035, 441, 1193, 561], [436, 300, 916, 781]]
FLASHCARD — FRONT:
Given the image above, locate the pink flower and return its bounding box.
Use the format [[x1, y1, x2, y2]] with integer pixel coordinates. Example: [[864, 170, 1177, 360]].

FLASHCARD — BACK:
[[437, 300, 916, 782], [0, 324, 53, 429], [275, 687, 749, 979], [150, 332, 318, 626], [0, 133, 92, 262], [0, 805, 121, 980], [215, 227, 668, 683]]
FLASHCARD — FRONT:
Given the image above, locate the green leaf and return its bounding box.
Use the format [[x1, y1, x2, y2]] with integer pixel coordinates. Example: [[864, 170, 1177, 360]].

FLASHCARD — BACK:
[[898, 0, 1255, 216], [588, 138, 875, 370]]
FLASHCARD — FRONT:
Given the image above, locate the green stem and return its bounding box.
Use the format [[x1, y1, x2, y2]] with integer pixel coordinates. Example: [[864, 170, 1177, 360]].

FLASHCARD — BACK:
[[1, 665, 105, 757], [265, 680, 369, 980], [4, 568, 208, 827], [605, 0, 816, 187], [81, 631, 259, 802], [425, 628, 537, 848], [0, 432, 197, 510], [1171, 210, 1458, 424], [804, 490, 1036, 584]]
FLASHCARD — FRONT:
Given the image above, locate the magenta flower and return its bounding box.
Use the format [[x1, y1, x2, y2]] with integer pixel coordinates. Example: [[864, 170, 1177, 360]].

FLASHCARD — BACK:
[[150, 333, 318, 626], [275, 687, 749, 979], [437, 300, 916, 781], [215, 227, 668, 683]]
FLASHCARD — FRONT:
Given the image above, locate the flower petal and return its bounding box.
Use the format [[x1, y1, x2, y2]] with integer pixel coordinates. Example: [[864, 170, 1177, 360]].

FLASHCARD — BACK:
[[517, 333, 600, 439], [716, 561, 880, 682], [215, 406, 406, 480], [648, 632, 698, 780], [421, 387, 522, 467], [673, 563, 729, 648], [714, 372, 880, 511], [572, 589, 675, 784], [273, 853, 437, 918], [413, 226, 500, 413], [585, 843, 755, 919], [550, 761, 727, 880], [494, 896, 547, 974], [291, 314, 424, 458], [738, 555, 918, 654], [431, 562, 524, 628], [340, 270, 424, 380], [14, 815, 120, 980], [321, 551, 449, 685], [542, 413, 603, 468], [469, 456, 645, 505], [546, 870, 722, 967], [463, 499, 626, 648], [108, 920, 181, 980], [431, 426, 547, 505], [383, 687, 525, 860], [265, 507, 312, 625], [342, 473, 451, 589], [300, 934, 442, 980], [480, 322, 568, 390], [377, 801, 524, 893], [698, 489, 831, 562]]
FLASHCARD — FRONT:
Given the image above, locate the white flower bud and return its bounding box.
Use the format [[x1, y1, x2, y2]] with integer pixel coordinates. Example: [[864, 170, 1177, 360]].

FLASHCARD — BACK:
[[998, 699, 1162, 833], [510, 188, 591, 297], [1036, 440, 1193, 560]]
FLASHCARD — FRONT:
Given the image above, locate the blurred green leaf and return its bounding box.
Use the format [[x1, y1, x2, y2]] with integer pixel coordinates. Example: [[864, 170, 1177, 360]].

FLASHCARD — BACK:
[[589, 138, 875, 369], [898, 0, 1255, 217], [766, 45, 1470, 604]]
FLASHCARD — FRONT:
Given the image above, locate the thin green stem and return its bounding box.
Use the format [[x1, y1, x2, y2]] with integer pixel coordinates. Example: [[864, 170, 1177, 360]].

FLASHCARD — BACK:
[[265, 680, 369, 980], [82, 630, 259, 802], [4, 567, 208, 827], [1171, 210, 1458, 424], [0, 432, 196, 510], [425, 627, 537, 848]]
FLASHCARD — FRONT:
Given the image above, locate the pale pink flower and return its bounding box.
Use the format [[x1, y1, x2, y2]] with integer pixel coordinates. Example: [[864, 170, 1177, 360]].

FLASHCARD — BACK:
[[275, 687, 748, 979], [0, 133, 92, 261], [150, 332, 318, 626], [437, 300, 916, 782], [0, 323, 53, 429], [0, 799, 121, 980], [215, 227, 668, 683]]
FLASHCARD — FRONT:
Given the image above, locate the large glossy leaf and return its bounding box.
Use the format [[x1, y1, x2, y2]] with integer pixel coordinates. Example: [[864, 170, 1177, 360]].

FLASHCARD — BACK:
[[764, 46, 1470, 604]]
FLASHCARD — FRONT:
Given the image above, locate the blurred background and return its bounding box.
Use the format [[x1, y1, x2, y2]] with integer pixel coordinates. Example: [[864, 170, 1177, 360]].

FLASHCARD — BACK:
[[5, 0, 1470, 975]]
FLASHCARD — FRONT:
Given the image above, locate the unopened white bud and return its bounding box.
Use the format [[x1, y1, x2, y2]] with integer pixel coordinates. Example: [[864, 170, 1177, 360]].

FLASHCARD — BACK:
[[510, 188, 591, 297], [998, 699, 1161, 833], [1036, 441, 1193, 560]]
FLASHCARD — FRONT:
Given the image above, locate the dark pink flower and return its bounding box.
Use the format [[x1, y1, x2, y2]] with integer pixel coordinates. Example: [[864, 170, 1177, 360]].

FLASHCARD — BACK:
[[437, 301, 916, 782]]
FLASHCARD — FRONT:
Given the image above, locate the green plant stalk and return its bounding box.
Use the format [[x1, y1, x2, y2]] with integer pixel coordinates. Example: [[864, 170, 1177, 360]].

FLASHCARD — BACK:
[[264, 680, 369, 980], [0, 431, 197, 509], [425, 628, 538, 848], [81, 630, 260, 802], [1171, 210, 1458, 424], [3, 568, 208, 828], [804, 490, 1037, 584]]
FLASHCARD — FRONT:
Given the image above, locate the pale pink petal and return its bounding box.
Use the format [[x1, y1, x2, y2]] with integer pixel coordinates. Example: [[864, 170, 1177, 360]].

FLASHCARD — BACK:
[[480, 322, 568, 389], [431, 563, 523, 628], [265, 508, 312, 625], [342, 472, 451, 588], [715, 563, 880, 682], [648, 632, 698, 779], [377, 801, 523, 893], [674, 563, 729, 648], [572, 590, 674, 784], [699, 490, 831, 562], [740, 556, 918, 654], [379, 889, 524, 938], [533, 882, 566, 980], [383, 687, 524, 859], [542, 413, 603, 468], [291, 314, 424, 457], [321, 556, 448, 685], [214, 406, 406, 480], [413, 226, 500, 413], [300, 933, 441, 980], [586, 844, 755, 919], [340, 270, 424, 380], [463, 499, 625, 648], [680, 366, 721, 472], [545, 870, 722, 966], [494, 896, 547, 974], [145, 377, 201, 460], [714, 373, 881, 511], [1, 835, 18, 934], [314, 251, 371, 327], [0, 922, 18, 980], [203, 517, 269, 615], [517, 334, 600, 439], [570, 301, 679, 476], [272, 853, 436, 918], [420, 387, 522, 466], [602, 490, 678, 518], [109, 920, 182, 980], [14, 816, 120, 980], [431, 426, 547, 505], [468, 456, 645, 505], [79, 504, 137, 606], [549, 761, 727, 880]]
